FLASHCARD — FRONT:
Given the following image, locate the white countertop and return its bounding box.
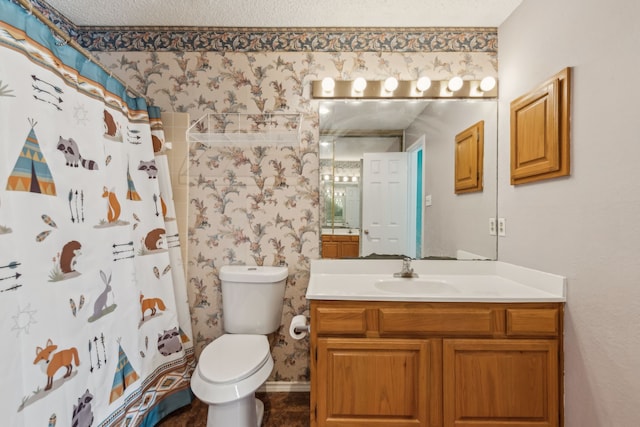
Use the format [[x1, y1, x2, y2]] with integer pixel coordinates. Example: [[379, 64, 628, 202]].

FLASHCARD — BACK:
[[306, 259, 566, 303], [322, 228, 360, 236]]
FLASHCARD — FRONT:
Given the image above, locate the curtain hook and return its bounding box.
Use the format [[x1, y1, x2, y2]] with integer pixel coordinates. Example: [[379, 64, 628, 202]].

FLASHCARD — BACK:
[[50, 29, 68, 46]]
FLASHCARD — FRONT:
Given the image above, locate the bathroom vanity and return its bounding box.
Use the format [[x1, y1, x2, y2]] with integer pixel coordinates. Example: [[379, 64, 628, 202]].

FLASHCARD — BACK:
[[306, 260, 566, 427], [321, 233, 360, 259]]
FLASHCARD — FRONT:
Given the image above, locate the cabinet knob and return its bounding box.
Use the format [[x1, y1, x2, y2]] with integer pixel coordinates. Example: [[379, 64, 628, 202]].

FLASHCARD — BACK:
[[364, 229, 369, 235]]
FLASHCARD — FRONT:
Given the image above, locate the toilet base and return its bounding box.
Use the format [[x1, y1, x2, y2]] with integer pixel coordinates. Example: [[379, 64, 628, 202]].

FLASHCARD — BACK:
[[256, 398, 265, 426], [205, 393, 264, 427]]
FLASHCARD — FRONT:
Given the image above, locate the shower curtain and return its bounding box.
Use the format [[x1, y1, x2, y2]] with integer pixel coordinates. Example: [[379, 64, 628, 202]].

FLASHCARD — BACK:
[[0, 1, 194, 426]]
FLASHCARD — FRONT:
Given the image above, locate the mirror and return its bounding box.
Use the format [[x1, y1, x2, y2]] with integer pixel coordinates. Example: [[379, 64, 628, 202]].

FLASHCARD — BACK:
[[319, 99, 497, 260]]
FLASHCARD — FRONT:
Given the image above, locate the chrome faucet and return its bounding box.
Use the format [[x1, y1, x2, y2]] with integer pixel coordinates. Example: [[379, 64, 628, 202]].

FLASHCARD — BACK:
[[394, 257, 418, 278]]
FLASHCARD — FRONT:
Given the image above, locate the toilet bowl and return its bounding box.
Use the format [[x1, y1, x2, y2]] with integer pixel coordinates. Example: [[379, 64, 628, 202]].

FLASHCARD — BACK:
[[191, 334, 273, 426], [190, 265, 288, 427]]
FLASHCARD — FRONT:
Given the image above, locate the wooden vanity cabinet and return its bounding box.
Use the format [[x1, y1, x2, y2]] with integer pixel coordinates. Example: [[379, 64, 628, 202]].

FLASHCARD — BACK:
[[316, 337, 436, 427], [310, 300, 563, 427], [321, 234, 360, 259]]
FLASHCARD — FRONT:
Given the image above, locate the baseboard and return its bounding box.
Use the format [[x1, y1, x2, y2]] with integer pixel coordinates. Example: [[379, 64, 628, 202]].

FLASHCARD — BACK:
[[257, 381, 310, 393]]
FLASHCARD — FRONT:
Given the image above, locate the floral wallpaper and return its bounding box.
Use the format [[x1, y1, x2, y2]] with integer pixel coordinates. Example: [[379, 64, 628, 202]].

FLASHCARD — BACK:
[[89, 47, 498, 383]]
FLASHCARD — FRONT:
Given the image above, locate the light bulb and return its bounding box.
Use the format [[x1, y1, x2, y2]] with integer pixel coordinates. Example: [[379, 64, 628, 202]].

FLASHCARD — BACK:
[[416, 76, 431, 92], [353, 77, 367, 92], [480, 76, 496, 92], [384, 77, 399, 92], [448, 76, 463, 92], [321, 77, 335, 92]]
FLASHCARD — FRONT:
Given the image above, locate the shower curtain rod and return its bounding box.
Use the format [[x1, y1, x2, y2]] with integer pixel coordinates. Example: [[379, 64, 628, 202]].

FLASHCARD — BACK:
[[15, 0, 148, 102]]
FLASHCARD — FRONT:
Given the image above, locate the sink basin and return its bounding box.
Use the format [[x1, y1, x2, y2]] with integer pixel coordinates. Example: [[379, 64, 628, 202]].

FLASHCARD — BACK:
[[375, 278, 460, 295], [306, 259, 567, 302]]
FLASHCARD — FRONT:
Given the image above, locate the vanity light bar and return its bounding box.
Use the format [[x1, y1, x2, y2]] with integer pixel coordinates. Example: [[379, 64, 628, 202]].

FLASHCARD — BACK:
[[311, 78, 498, 99]]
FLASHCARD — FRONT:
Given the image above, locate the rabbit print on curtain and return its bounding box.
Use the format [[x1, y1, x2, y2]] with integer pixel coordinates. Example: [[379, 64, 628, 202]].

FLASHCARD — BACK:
[[0, 1, 193, 426]]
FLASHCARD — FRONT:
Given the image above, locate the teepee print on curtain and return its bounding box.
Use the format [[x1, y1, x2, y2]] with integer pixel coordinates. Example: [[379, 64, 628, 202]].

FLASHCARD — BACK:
[[6, 119, 56, 196], [126, 164, 142, 201], [109, 340, 140, 403]]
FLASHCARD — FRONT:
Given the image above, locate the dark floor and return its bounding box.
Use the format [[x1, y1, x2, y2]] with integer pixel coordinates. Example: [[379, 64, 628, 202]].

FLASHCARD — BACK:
[[157, 392, 310, 427]]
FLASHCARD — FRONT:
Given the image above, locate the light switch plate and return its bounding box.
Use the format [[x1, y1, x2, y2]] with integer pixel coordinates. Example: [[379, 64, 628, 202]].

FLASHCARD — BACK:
[[424, 195, 432, 206]]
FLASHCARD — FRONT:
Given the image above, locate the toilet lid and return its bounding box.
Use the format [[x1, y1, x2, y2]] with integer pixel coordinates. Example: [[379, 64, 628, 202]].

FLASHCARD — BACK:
[[199, 334, 271, 384]]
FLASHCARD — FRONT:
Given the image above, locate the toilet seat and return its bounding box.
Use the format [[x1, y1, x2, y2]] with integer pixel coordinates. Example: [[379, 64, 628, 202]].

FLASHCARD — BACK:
[[191, 334, 274, 404], [199, 334, 270, 383]]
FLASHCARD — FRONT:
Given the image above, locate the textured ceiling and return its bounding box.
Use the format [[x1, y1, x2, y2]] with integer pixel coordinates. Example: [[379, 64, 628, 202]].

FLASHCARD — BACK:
[[44, 0, 523, 28]]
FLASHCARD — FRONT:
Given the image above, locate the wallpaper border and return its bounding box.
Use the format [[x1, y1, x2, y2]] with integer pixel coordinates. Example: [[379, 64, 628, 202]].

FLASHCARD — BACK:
[[74, 27, 498, 53], [20, 1, 497, 53], [12, 0, 79, 38]]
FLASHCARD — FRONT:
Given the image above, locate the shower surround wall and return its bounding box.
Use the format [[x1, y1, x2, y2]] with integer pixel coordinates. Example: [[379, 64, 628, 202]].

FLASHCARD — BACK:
[[80, 28, 499, 383]]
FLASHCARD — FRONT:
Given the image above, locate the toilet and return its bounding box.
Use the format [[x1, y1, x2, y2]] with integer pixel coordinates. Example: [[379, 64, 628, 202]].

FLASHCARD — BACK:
[[191, 265, 288, 427]]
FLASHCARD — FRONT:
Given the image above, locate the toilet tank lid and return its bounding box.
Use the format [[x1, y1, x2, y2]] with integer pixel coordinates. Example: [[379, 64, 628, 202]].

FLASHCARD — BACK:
[[219, 265, 288, 283]]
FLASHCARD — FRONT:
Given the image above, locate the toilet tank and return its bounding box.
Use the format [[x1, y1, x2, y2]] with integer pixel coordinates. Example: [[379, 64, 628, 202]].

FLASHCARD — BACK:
[[219, 265, 288, 334]]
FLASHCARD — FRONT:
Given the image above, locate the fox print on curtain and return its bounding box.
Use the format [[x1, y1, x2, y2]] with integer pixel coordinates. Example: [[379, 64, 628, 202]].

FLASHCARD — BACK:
[[0, 1, 193, 426]]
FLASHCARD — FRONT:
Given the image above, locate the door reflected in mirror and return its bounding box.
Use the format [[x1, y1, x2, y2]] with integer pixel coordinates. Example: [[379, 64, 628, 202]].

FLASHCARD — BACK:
[[319, 99, 497, 260]]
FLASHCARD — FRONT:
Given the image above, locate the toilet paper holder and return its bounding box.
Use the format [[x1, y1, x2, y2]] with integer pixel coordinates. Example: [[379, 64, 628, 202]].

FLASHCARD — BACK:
[[293, 324, 310, 333], [289, 314, 310, 340]]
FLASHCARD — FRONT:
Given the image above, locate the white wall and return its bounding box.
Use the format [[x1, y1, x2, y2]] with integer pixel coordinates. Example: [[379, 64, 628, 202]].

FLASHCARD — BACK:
[[499, 1, 640, 425]]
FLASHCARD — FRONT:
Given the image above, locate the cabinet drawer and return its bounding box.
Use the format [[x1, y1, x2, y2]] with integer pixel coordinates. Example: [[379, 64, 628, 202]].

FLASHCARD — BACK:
[[506, 308, 559, 336], [314, 306, 368, 335], [379, 307, 503, 336]]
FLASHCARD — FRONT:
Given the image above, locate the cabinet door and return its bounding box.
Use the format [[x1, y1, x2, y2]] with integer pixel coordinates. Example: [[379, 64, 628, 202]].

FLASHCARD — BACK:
[[341, 237, 360, 258], [443, 339, 559, 427], [316, 337, 436, 427], [322, 239, 341, 258]]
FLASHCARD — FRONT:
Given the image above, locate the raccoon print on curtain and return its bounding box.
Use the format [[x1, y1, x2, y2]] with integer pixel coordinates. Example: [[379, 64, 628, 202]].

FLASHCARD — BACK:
[[0, 2, 193, 426]]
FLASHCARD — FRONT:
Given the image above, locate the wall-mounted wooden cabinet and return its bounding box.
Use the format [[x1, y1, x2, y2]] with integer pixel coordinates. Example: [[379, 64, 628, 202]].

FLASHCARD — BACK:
[[455, 120, 484, 194], [510, 67, 571, 185], [321, 234, 359, 259], [310, 300, 564, 427]]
